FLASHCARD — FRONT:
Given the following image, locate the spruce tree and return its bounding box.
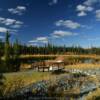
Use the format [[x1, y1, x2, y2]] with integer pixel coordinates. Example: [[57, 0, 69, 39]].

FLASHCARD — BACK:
[[4, 31, 11, 72], [13, 39, 20, 71], [0, 39, 4, 72], [0, 42, 1, 72]]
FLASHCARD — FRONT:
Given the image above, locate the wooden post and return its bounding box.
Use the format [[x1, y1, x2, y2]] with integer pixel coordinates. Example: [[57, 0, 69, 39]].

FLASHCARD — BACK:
[[38, 66, 39, 71], [48, 67, 49, 72], [43, 67, 44, 72]]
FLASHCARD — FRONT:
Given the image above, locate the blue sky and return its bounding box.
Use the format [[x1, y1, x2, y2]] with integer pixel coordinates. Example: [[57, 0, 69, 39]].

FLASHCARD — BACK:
[[0, 0, 100, 47]]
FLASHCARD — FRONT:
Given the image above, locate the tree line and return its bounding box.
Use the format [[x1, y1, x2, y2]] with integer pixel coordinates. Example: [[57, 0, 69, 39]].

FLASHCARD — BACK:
[[0, 31, 100, 72], [11, 44, 100, 55]]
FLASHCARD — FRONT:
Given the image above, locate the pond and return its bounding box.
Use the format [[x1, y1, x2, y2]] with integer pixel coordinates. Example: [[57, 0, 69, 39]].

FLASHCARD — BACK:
[[83, 59, 94, 64]]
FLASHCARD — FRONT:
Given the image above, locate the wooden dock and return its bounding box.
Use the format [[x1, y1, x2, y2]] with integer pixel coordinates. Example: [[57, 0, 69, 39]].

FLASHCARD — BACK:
[[31, 60, 65, 72]]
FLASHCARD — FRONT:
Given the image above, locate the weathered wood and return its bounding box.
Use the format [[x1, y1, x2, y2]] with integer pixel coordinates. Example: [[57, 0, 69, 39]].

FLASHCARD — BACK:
[[31, 60, 65, 72]]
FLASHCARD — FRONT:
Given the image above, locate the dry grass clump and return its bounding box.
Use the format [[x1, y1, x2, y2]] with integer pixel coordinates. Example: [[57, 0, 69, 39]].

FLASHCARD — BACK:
[[65, 64, 100, 70], [3, 76, 25, 96], [86, 88, 100, 100], [20, 54, 100, 59]]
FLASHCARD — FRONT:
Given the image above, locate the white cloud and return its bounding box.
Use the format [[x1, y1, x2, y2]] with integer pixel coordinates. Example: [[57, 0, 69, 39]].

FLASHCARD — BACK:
[[76, 0, 95, 18], [8, 6, 26, 15], [84, 0, 99, 6], [77, 0, 100, 19], [77, 5, 93, 12], [49, 0, 58, 5], [52, 30, 78, 38], [0, 27, 17, 34], [0, 27, 8, 33], [77, 5, 86, 11], [86, 6, 94, 11], [29, 37, 48, 44], [96, 10, 100, 20], [0, 17, 23, 28], [37, 37, 48, 43], [4, 19, 16, 25], [55, 20, 81, 29], [27, 43, 38, 46], [11, 25, 22, 28], [28, 40, 37, 43], [0, 17, 5, 21], [78, 11, 87, 17], [84, 1, 100, 21], [37, 37, 47, 41], [76, 4, 93, 17], [17, 6, 26, 10]]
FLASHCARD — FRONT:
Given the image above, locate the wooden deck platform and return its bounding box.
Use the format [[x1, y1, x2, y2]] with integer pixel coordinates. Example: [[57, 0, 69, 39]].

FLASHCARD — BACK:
[[31, 60, 65, 72]]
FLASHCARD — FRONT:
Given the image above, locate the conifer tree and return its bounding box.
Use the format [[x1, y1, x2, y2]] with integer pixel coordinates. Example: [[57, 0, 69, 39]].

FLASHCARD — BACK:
[[13, 39, 20, 71], [4, 31, 11, 72], [0, 39, 4, 72]]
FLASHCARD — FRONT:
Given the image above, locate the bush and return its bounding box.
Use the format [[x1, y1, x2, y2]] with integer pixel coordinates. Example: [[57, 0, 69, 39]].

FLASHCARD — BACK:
[[72, 72, 87, 78]]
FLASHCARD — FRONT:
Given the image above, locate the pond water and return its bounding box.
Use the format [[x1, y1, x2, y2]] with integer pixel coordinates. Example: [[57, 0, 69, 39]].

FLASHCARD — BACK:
[[83, 59, 94, 64]]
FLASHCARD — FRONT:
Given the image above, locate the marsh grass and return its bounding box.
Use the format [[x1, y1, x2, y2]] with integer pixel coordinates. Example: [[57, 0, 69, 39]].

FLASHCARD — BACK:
[[4, 71, 54, 85], [86, 88, 100, 100], [65, 64, 100, 70], [3, 71, 61, 96]]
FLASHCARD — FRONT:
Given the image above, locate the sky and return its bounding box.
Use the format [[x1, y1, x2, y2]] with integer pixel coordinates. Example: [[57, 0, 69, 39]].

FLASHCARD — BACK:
[[0, 0, 100, 47]]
